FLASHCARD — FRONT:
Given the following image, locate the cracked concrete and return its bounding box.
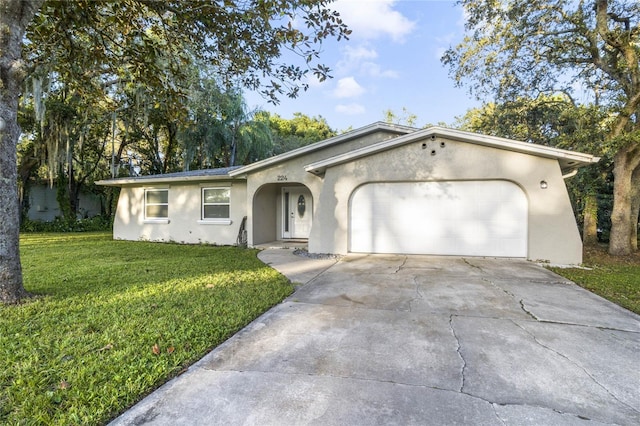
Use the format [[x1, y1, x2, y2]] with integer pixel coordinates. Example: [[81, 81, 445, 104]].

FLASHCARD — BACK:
[[449, 315, 466, 393], [513, 321, 637, 413], [111, 252, 640, 426]]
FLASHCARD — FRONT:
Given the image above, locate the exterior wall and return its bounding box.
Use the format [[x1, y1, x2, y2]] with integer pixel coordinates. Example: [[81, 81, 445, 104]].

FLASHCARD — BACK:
[[110, 128, 585, 264], [113, 180, 246, 245], [27, 184, 102, 221], [309, 135, 583, 264], [252, 184, 279, 244], [244, 131, 399, 246]]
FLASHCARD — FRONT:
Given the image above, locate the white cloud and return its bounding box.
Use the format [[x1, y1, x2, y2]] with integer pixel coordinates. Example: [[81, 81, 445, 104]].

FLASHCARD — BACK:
[[333, 0, 416, 43], [337, 43, 398, 79], [434, 32, 456, 59], [360, 62, 399, 79], [336, 44, 378, 74], [335, 103, 366, 115], [436, 32, 456, 46], [333, 77, 365, 98], [304, 72, 324, 89], [457, 5, 469, 29], [344, 45, 378, 62]]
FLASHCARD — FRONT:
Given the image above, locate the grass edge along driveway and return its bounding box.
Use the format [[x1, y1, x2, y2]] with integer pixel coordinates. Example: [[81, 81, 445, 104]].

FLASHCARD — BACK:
[[1, 232, 294, 425], [549, 245, 640, 315]]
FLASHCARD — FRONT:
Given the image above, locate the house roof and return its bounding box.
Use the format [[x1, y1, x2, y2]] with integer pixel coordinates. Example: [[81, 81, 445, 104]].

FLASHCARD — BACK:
[[228, 121, 416, 177], [304, 126, 600, 176], [96, 166, 243, 186], [97, 124, 600, 187]]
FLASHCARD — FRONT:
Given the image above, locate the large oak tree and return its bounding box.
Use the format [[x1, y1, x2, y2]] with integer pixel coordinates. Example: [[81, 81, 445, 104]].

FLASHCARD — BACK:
[[0, 0, 349, 304], [443, 0, 640, 256], [0, 0, 42, 304]]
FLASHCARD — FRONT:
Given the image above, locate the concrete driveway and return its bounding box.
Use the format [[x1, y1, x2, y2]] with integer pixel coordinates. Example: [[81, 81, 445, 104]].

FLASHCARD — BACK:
[[112, 252, 640, 425]]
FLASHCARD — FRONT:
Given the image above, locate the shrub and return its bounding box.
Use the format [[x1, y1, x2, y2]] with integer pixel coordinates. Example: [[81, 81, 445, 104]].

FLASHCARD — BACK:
[[20, 216, 112, 233]]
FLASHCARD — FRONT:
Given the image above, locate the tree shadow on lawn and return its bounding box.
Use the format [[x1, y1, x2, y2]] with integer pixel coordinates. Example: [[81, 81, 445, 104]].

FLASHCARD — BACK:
[[21, 241, 277, 299], [0, 247, 293, 425]]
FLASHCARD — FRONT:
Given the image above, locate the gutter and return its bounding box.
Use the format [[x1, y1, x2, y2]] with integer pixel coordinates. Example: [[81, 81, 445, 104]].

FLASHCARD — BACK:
[[95, 174, 243, 187]]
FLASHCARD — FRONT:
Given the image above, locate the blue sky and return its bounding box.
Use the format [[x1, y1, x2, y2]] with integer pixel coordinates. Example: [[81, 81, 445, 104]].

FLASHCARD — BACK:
[[245, 0, 481, 132]]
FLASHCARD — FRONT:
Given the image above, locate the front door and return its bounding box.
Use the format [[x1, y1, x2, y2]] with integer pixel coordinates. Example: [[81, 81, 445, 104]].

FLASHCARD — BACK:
[[282, 187, 312, 239]]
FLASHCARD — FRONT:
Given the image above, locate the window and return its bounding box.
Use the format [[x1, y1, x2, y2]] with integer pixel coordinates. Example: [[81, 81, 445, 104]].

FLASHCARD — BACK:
[[145, 189, 168, 219], [202, 188, 230, 220]]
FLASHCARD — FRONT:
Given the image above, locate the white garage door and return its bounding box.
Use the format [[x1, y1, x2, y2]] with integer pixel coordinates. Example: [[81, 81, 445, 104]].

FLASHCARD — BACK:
[[350, 181, 527, 257]]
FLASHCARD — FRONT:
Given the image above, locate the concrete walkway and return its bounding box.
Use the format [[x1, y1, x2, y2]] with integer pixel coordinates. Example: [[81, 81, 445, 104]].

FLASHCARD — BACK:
[[111, 250, 640, 425], [256, 248, 339, 287]]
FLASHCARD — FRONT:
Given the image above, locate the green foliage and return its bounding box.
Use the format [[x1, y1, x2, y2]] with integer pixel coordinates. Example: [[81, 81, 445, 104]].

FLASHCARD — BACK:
[[20, 216, 112, 233], [443, 1, 639, 109], [18, 78, 115, 223], [550, 246, 640, 314], [55, 168, 73, 222], [26, 1, 350, 106], [180, 82, 273, 168], [383, 107, 418, 127], [454, 95, 613, 148], [259, 111, 336, 155], [116, 84, 183, 175], [1, 233, 293, 424]]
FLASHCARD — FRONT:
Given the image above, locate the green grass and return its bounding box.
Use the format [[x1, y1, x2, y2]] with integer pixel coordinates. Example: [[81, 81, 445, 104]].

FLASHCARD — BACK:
[[1, 233, 294, 425], [550, 245, 640, 315]]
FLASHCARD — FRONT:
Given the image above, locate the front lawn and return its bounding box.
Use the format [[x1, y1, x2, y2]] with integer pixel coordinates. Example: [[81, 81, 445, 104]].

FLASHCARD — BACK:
[[1, 233, 293, 425], [549, 245, 640, 315]]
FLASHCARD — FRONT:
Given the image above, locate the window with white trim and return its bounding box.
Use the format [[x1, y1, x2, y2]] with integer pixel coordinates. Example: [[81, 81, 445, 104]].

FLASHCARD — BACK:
[[202, 187, 230, 220], [145, 189, 168, 219]]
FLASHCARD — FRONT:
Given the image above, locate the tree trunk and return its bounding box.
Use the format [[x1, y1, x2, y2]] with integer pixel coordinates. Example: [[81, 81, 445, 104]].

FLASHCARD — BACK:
[[162, 123, 177, 173], [229, 136, 237, 167], [70, 174, 82, 219], [56, 165, 73, 221], [582, 193, 599, 246], [0, 0, 43, 303], [18, 178, 31, 225], [609, 145, 640, 255], [17, 142, 39, 224], [630, 166, 640, 251]]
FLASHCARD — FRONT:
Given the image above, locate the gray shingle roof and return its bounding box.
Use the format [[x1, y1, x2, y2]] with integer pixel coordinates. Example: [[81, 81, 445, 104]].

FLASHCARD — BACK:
[[130, 166, 243, 179], [96, 166, 244, 186]]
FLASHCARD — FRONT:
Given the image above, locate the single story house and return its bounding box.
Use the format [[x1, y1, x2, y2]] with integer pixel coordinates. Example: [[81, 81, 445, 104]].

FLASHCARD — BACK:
[[97, 122, 599, 264]]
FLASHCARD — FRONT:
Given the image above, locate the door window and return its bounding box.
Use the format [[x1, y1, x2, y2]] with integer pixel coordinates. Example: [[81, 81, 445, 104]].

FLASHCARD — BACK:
[[297, 195, 306, 217]]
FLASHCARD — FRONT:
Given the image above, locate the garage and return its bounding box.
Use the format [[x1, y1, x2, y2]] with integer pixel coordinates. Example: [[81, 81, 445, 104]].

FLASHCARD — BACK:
[[349, 180, 528, 257]]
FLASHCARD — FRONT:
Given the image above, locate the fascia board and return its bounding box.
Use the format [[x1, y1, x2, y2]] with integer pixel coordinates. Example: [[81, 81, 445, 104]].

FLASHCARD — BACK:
[[95, 174, 243, 187], [436, 127, 600, 163]]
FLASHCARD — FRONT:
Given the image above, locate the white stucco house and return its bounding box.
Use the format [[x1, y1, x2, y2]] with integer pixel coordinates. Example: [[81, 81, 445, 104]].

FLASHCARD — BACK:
[[97, 122, 600, 264]]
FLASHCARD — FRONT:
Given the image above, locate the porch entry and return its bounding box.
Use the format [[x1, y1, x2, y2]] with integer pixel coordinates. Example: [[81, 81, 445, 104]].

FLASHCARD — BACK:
[[282, 187, 312, 239]]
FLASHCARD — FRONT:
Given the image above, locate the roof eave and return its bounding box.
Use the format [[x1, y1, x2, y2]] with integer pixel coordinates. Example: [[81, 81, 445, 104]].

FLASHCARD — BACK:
[[96, 174, 241, 187], [559, 156, 600, 176], [436, 127, 600, 164]]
